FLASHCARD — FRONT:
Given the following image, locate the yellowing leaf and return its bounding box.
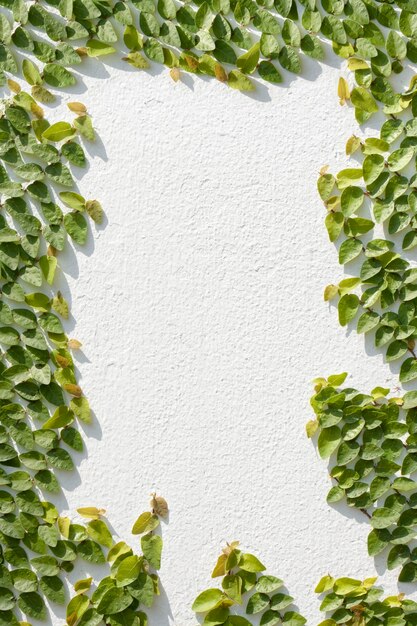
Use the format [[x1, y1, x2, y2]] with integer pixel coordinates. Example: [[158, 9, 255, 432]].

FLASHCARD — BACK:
[[306, 419, 319, 438], [214, 64, 228, 82], [324, 284, 338, 301], [338, 77, 350, 105], [74, 577, 93, 594], [7, 79, 20, 93], [150, 493, 168, 517], [77, 506, 106, 520], [170, 67, 180, 82], [228, 70, 254, 91], [347, 58, 369, 71], [68, 339, 82, 350], [123, 52, 150, 69], [42, 122, 75, 142], [132, 511, 159, 534], [68, 101, 87, 115], [345, 135, 361, 155], [211, 553, 227, 577], [58, 516, 71, 538], [52, 291, 69, 319], [86, 199, 103, 223], [64, 383, 83, 397]]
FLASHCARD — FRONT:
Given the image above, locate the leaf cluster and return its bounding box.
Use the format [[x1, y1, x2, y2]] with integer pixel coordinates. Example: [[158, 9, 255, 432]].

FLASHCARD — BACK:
[[192, 542, 306, 626], [309, 375, 417, 583]]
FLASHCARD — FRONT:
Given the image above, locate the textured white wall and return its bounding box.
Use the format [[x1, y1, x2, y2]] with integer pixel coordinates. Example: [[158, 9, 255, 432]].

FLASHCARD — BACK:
[[45, 56, 410, 624]]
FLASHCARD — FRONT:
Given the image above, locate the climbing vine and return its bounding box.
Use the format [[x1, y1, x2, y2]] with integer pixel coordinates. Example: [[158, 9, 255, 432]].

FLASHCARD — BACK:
[[308, 374, 417, 583], [191, 547, 417, 626], [192, 542, 307, 626], [0, 0, 413, 622]]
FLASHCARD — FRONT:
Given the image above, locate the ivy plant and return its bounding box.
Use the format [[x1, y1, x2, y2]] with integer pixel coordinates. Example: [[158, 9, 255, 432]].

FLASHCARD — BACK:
[[308, 374, 417, 584], [315, 575, 417, 626], [0, 0, 414, 622], [192, 541, 307, 626]]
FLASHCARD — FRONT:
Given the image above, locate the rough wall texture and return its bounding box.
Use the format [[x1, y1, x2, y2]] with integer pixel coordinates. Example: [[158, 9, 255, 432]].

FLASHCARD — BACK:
[[46, 56, 405, 624]]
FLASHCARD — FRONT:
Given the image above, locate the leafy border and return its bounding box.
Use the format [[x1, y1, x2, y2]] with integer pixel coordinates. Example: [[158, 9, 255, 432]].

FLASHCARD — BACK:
[[0, 0, 414, 623]]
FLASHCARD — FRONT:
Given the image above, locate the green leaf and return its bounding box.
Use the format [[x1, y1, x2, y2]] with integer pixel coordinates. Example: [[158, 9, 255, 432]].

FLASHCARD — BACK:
[[40, 575, 65, 604], [64, 212, 88, 245], [386, 31, 407, 60], [192, 588, 225, 612], [87, 520, 113, 548], [350, 87, 378, 113], [333, 577, 361, 595], [141, 533, 162, 569], [222, 574, 242, 603], [42, 122, 75, 143], [132, 512, 159, 535], [325, 213, 344, 242], [239, 553, 265, 572], [387, 147, 414, 172], [338, 238, 362, 264], [247, 591, 270, 614], [258, 61, 282, 83], [260, 610, 281, 626], [60, 191, 85, 211], [399, 562, 417, 583], [338, 294, 359, 326], [43, 406, 73, 429], [340, 186, 364, 216], [318, 426, 341, 459], [236, 43, 260, 74], [74, 115, 95, 141], [86, 39, 116, 57], [77, 540, 106, 564], [43, 64, 76, 88], [256, 575, 283, 593], [278, 46, 301, 73], [22, 59, 42, 86], [270, 593, 294, 610], [115, 555, 142, 586], [403, 391, 417, 410], [97, 587, 133, 615], [18, 592, 46, 620], [227, 70, 254, 91]]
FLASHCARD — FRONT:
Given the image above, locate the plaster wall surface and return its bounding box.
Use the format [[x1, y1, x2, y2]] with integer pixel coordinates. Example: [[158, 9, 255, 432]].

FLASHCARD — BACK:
[[45, 53, 410, 625]]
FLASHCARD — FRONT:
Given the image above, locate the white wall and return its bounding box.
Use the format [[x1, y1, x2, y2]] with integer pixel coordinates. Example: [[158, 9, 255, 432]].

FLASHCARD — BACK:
[[46, 54, 409, 624]]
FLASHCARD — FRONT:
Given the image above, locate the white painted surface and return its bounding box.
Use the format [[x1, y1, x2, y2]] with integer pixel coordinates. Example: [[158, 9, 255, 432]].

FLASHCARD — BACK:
[[45, 55, 410, 624]]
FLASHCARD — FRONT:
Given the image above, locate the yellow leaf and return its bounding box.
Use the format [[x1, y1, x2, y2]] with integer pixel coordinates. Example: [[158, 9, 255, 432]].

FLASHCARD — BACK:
[[74, 577, 93, 594], [68, 339, 82, 350], [64, 383, 83, 397], [77, 506, 105, 520], [31, 102, 44, 118], [347, 58, 369, 71], [52, 291, 69, 319], [306, 419, 319, 438], [7, 79, 20, 93], [326, 196, 340, 211], [338, 77, 350, 105], [58, 516, 71, 538], [211, 553, 227, 577], [324, 284, 338, 301], [68, 101, 87, 115], [345, 135, 361, 155], [214, 64, 228, 82], [170, 67, 180, 82]]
